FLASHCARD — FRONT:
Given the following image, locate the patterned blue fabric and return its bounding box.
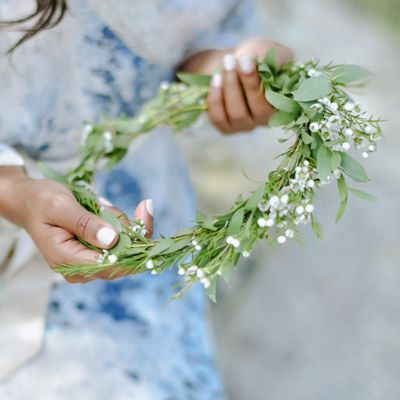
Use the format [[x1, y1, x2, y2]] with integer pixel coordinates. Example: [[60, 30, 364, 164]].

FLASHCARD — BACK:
[[0, 0, 260, 397]]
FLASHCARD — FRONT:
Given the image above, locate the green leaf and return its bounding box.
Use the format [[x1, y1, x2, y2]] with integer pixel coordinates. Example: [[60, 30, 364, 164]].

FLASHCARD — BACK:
[[317, 145, 332, 181], [38, 162, 67, 185], [340, 153, 369, 183], [335, 198, 348, 223], [162, 237, 192, 254], [263, 47, 277, 71], [293, 77, 332, 102], [296, 115, 309, 125], [269, 110, 298, 127], [331, 152, 342, 171], [110, 233, 131, 256], [349, 188, 378, 202], [337, 174, 348, 202], [311, 214, 324, 239], [265, 90, 300, 114], [330, 64, 372, 84], [206, 277, 218, 303], [227, 208, 244, 236], [176, 72, 211, 87], [148, 239, 174, 257], [100, 210, 123, 232], [245, 185, 265, 211], [301, 131, 314, 144]]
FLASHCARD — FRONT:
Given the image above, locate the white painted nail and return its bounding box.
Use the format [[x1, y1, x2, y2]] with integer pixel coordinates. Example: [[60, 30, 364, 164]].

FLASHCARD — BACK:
[[98, 196, 113, 207], [223, 54, 236, 71], [239, 55, 254, 74], [97, 227, 117, 246], [145, 199, 154, 217], [212, 73, 223, 88]]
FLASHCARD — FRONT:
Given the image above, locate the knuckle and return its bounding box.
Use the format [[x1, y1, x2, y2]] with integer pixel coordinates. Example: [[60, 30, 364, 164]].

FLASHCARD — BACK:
[[75, 214, 92, 238]]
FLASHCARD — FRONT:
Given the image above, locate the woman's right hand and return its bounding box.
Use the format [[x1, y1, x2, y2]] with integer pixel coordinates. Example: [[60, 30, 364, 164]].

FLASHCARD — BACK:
[[0, 167, 153, 283]]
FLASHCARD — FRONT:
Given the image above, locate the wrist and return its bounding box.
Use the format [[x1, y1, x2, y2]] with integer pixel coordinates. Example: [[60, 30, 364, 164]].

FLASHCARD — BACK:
[[0, 167, 32, 226]]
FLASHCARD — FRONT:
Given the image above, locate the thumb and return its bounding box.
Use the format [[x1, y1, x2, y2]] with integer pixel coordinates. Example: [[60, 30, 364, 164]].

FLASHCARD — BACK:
[[134, 199, 154, 238], [56, 200, 119, 249]]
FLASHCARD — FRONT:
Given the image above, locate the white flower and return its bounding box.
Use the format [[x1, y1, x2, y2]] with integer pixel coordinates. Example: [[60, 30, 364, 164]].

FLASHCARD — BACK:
[[309, 122, 320, 132], [195, 245, 202, 251], [201, 278, 211, 289], [304, 160, 310, 166], [368, 144, 376, 152], [310, 103, 323, 112], [305, 204, 314, 213], [151, 270, 158, 275], [266, 218, 275, 227], [226, 236, 240, 248], [257, 218, 268, 228], [160, 81, 170, 91], [83, 124, 93, 135], [362, 152, 369, 159], [318, 97, 330, 105], [296, 205, 305, 215], [345, 128, 354, 137], [329, 102, 339, 112], [241, 251, 250, 258], [344, 102, 355, 112], [308, 69, 321, 77], [103, 131, 113, 141], [196, 269, 205, 278], [108, 254, 118, 264], [328, 115, 342, 126], [269, 196, 280, 209], [191, 240, 198, 246], [342, 142, 351, 151], [258, 201, 269, 212], [285, 229, 294, 238], [307, 179, 315, 188], [277, 236, 287, 244], [146, 259, 155, 269], [187, 265, 198, 275], [280, 194, 289, 204], [178, 266, 186, 275]]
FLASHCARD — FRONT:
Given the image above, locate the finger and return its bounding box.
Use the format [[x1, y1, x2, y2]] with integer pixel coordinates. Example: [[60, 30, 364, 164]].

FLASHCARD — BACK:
[[50, 196, 119, 250], [222, 54, 254, 132], [133, 199, 154, 238], [207, 73, 232, 134], [98, 196, 130, 227], [238, 55, 274, 125]]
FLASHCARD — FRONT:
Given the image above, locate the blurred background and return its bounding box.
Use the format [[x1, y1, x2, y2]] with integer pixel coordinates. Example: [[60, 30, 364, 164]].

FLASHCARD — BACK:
[[178, 0, 400, 398]]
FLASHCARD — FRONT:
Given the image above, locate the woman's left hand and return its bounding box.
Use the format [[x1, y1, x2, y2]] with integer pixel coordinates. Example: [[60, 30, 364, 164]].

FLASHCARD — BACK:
[[207, 38, 293, 134]]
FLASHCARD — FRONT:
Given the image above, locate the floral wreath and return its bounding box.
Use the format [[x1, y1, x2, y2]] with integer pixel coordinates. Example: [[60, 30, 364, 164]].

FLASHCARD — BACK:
[[41, 49, 383, 301]]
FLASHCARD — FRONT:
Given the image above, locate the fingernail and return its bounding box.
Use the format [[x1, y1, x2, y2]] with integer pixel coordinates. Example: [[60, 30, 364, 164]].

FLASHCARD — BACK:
[[223, 54, 236, 71], [212, 73, 223, 88], [239, 55, 254, 74], [97, 227, 117, 246], [98, 196, 113, 207], [145, 199, 154, 217]]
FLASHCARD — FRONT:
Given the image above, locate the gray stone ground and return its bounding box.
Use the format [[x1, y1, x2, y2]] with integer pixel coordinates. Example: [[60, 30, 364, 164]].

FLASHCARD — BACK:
[[177, 0, 400, 399]]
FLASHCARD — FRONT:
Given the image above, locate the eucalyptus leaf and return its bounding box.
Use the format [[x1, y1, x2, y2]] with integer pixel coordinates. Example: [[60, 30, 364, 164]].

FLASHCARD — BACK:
[[330, 64, 372, 84], [177, 72, 212, 87], [206, 277, 218, 303], [110, 233, 132, 256], [293, 77, 332, 102], [265, 90, 300, 114], [227, 208, 245, 236], [301, 131, 314, 144], [317, 145, 332, 181], [245, 185, 265, 211], [337, 174, 348, 202], [330, 152, 342, 170], [349, 188, 377, 202], [100, 210, 123, 232], [340, 153, 369, 183], [335, 199, 348, 223], [311, 214, 324, 239], [39, 162, 68, 185], [269, 110, 298, 127]]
